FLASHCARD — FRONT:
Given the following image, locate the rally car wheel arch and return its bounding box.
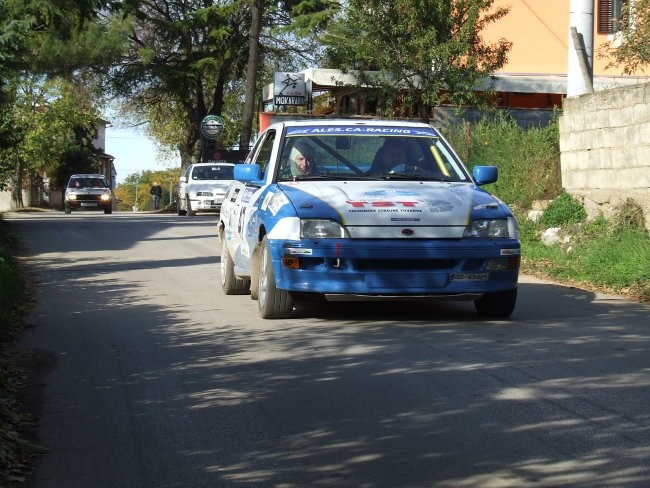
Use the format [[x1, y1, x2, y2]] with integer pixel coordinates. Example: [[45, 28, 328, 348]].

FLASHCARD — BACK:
[[220, 235, 250, 295], [474, 289, 517, 318], [258, 236, 293, 319]]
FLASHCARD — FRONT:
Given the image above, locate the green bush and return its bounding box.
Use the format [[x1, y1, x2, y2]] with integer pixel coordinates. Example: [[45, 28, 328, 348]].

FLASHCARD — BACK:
[[539, 191, 587, 227]]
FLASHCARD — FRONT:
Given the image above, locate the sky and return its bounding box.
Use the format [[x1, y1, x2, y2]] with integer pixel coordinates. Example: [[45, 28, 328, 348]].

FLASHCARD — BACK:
[[105, 126, 181, 185]]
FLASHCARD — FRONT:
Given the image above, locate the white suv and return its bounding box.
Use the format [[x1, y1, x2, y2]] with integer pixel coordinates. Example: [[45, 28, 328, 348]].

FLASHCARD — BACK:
[[177, 163, 235, 216]]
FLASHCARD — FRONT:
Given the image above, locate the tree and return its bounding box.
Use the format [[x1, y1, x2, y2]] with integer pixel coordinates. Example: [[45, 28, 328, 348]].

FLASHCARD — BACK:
[[1, 0, 122, 204], [322, 0, 512, 122], [238, 0, 340, 147], [603, 0, 650, 74], [7, 76, 102, 206], [111, 0, 338, 165], [240, 0, 263, 149], [113, 168, 180, 211], [110, 0, 251, 167]]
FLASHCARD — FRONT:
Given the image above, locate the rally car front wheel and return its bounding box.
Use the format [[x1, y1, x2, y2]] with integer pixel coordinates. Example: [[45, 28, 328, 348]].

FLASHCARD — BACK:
[[258, 236, 293, 319], [220, 235, 250, 295], [177, 198, 186, 216]]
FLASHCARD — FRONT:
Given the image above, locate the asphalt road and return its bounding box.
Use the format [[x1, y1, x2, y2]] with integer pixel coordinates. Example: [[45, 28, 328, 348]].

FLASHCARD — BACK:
[[7, 211, 650, 488]]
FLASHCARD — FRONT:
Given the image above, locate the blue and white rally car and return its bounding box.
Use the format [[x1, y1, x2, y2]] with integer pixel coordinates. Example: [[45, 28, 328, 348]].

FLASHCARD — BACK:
[[219, 119, 520, 319]]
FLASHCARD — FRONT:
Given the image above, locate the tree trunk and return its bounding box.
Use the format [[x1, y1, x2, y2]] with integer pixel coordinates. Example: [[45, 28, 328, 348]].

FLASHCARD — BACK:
[[11, 159, 24, 208], [419, 99, 431, 124], [240, 0, 263, 149]]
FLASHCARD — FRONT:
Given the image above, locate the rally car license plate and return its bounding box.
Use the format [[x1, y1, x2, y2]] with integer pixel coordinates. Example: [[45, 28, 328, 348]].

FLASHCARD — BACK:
[[449, 272, 489, 281], [81, 202, 98, 207]]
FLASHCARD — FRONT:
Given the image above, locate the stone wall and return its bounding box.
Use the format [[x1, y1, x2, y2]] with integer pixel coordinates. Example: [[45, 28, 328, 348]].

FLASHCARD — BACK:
[[559, 83, 650, 229]]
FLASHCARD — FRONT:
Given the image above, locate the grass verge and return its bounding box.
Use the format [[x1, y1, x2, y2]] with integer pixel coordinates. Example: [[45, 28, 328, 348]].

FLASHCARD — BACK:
[[519, 215, 650, 302], [445, 115, 649, 303]]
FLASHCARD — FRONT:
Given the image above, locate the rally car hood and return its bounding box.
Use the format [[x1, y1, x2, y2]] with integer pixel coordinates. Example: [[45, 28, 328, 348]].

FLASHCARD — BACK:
[[279, 180, 505, 239]]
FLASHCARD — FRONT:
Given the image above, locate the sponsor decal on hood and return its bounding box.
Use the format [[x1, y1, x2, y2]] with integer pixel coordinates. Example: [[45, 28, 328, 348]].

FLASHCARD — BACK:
[[279, 181, 491, 238]]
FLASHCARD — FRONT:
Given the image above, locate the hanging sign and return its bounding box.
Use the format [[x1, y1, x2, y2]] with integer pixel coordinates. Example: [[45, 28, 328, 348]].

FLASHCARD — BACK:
[[274, 72, 306, 106], [201, 115, 225, 140]]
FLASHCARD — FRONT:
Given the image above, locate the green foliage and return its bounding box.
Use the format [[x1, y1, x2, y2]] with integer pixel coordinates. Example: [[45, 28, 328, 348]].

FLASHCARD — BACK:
[[521, 215, 650, 301], [539, 191, 587, 227], [31, 12, 130, 94], [110, 1, 251, 165], [575, 229, 650, 288], [444, 114, 562, 208], [0, 2, 31, 66], [286, 0, 340, 36], [114, 168, 181, 211], [0, 76, 102, 205], [23, 79, 101, 171], [322, 0, 512, 120]]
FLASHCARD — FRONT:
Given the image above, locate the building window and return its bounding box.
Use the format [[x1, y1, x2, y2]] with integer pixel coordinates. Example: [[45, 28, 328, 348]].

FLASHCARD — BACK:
[[598, 0, 627, 34]]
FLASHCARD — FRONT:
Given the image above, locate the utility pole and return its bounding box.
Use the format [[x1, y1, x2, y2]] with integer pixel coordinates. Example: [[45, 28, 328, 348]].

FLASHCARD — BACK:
[[133, 173, 140, 212], [567, 0, 595, 97]]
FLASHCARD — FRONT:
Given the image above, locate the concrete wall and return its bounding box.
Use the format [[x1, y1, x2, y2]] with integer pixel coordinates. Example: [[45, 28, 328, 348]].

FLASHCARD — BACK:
[[0, 189, 31, 212], [559, 83, 650, 229]]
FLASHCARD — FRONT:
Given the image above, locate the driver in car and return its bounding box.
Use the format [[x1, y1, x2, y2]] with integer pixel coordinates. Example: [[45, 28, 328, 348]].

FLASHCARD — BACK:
[[369, 138, 408, 174], [290, 139, 316, 176]]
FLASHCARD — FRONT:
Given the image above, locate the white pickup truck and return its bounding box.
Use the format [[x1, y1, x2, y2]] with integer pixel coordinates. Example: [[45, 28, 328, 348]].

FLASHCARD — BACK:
[[219, 119, 520, 319]]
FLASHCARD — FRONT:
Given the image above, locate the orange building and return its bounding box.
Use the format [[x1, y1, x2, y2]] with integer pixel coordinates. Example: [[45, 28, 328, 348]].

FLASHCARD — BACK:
[[261, 1, 649, 128], [482, 0, 649, 108]]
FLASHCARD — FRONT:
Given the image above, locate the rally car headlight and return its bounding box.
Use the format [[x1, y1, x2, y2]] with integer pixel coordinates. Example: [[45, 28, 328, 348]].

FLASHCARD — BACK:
[[100, 194, 111, 201], [464, 217, 519, 239], [301, 219, 349, 239], [67, 193, 77, 200]]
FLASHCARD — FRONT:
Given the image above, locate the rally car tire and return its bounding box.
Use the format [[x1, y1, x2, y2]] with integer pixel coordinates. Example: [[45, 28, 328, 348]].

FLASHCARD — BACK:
[[220, 236, 250, 295], [186, 196, 196, 216], [249, 250, 260, 300], [258, 236, 293, 319], [64, 205, 72, 214], [474, 289, 517, 318], [177, 199, 186, 216]]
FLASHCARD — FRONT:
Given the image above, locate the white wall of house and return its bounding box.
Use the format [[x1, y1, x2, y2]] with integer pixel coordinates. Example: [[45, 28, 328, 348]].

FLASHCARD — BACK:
[[559, 82, 650, 229]]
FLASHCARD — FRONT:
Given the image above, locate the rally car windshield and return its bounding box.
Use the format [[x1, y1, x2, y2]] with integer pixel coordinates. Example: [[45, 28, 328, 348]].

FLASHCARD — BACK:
[[191, 165, 234, 180], [277, 128, 470, 183]]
